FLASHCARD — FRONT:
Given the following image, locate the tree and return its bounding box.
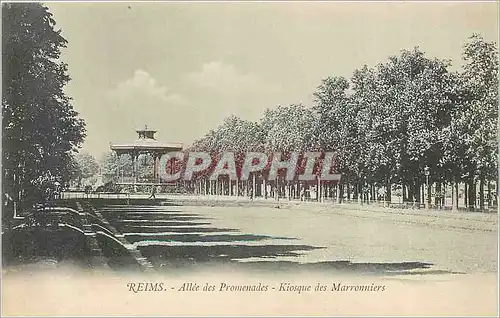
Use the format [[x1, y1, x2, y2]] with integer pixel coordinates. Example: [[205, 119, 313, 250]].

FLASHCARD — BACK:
[[68, 152, 100, 187], [188, 115, 266, 195], [313, 48, 463, 206], [2, 3, 86, 218], [313, 76, 360, 201], [186, 34, 498, 210], [363, 48, 457, 204], [259, 104, 319, 199], [446, 34, 498, 210], [101, 151, 133, 183], [261, 104, 317, 153]]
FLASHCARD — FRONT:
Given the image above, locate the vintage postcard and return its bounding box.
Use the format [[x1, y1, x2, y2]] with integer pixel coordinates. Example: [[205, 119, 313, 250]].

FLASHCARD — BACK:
[[1, 0, 499, 316]]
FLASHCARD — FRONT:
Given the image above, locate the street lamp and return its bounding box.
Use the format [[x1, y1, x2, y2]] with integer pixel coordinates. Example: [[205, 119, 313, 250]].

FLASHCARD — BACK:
[[424, 166, 430, 209]]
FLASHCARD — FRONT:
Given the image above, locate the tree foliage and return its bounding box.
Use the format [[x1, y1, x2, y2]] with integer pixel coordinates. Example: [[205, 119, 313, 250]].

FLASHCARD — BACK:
[[2, 3, 86, 215], [189, 34, 498, 208], [67, 152, 99, 187]]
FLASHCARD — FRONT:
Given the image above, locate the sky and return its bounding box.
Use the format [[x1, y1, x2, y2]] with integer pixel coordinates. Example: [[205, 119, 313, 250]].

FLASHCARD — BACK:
[[45, 1, 499, 159]]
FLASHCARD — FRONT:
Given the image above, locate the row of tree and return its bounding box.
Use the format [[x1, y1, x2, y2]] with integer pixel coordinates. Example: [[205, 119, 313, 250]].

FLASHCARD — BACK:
[[99, 35, 497, 210], [180, 34, 498, 210]]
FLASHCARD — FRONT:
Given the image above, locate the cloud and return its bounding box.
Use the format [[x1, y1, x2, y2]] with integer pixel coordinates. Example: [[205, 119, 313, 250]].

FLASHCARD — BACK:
[[187, 61, 262, 96], [102, 69, 190, 143], [109, 69, 187, 105]]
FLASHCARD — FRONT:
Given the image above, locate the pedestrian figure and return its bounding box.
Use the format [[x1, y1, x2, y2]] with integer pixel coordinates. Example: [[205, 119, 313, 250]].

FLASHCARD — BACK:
[[149, 185, 156, 199], [4, 192, 12, 208]]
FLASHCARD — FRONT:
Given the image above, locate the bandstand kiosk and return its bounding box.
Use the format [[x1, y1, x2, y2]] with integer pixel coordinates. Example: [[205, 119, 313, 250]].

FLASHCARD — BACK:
[[109, 126, 183, 186]]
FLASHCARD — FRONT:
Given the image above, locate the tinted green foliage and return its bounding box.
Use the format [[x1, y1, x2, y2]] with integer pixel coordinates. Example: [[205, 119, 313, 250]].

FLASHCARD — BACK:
[[2, 3, 86, 218]]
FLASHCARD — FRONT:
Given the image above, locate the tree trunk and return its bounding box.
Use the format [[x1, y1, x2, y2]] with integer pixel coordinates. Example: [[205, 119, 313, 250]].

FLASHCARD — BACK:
[[452, 181, 459, 211], [467, 177, 476, 211], [414, 181, 421, 207], [418, 184, 427, 204], [385, 179, 391, 207], [495, 182, 499, 207], [317, 178, 320, 202], [434, 182, 441, 207], [443, 183, 447, 206], [264, 179, 267, 198], [367, 186, 371, 203], [487, 180, 491, 208], [425, 182, 429, 207], [273, 179, 279, 201], [285, 181, 289, 201], [337, 183, 344, 204], [373, 185, 377, 203], [402, 183, 406, 202], [408, 182, 414, 204], [464, 183, 468, 207], [251, 173, 255, 199], [357, 183, 362, 204], [479, 177, 485, 210]]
